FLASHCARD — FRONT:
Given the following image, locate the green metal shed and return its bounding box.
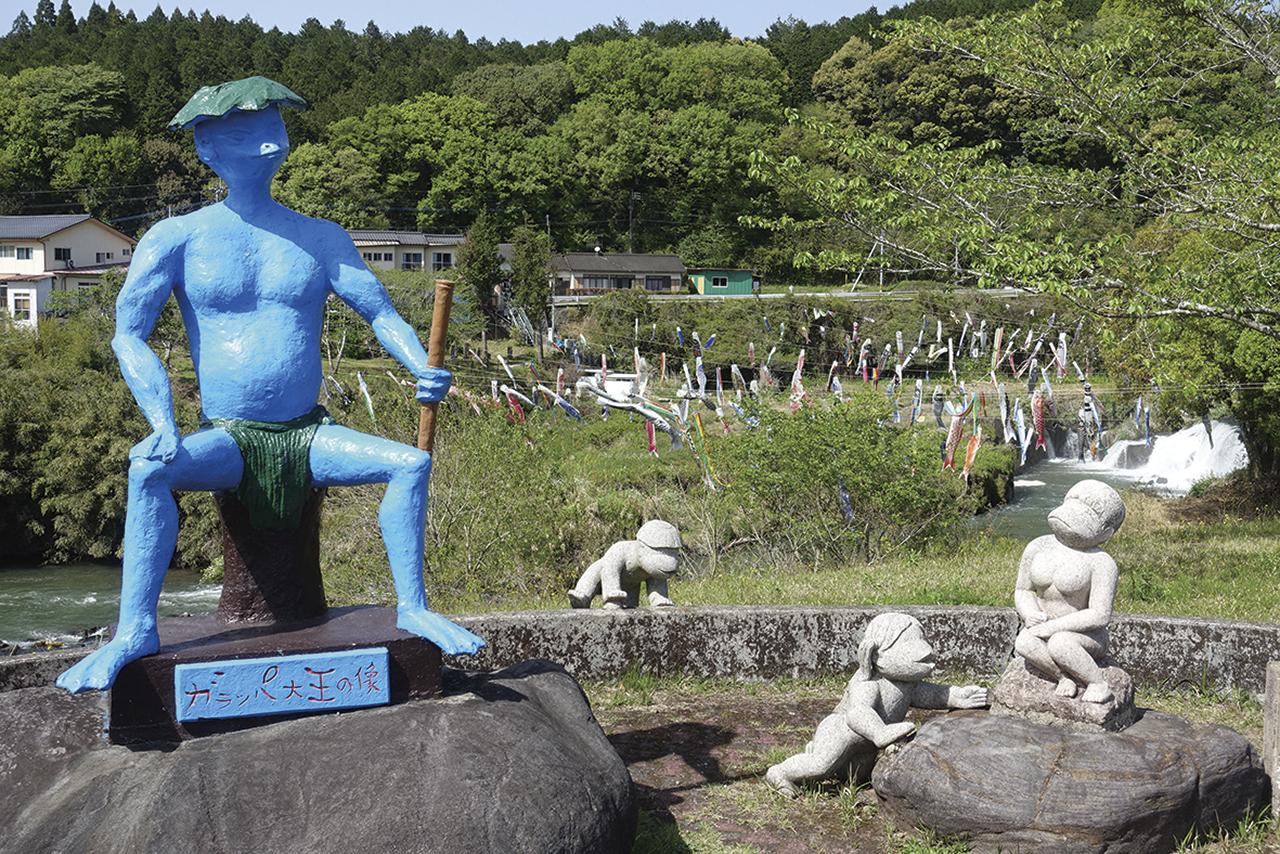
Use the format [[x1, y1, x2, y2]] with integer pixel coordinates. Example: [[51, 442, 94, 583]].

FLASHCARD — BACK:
[[688, 268, 756, 296]]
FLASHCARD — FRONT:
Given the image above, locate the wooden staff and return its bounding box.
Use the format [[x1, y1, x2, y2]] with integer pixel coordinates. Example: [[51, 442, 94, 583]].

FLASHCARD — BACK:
[[417, 279, 454, 453]]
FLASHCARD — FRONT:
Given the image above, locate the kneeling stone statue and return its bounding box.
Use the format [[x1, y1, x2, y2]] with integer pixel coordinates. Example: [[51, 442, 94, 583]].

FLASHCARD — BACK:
[[568, 520, 682, 609], [766, 612, 987, 798]]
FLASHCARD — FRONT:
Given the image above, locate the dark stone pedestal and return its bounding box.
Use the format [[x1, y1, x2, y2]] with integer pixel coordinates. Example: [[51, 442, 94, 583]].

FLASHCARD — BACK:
[[873, 710, 1268, 854], [109, 605, 441, 744], [215, 490, 328, 623], [3, 660, 636, 854]]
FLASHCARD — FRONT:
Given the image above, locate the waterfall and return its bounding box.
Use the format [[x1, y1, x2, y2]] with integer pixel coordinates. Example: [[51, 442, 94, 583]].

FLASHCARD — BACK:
[[1076, 420, 1248, 495]]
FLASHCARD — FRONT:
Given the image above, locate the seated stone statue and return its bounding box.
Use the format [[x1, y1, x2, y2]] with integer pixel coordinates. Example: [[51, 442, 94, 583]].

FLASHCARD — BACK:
[[765, 612, 987, 798], [567, 520, 681, 609], [56, 77, 483, 694], [1013, 479, 1125, 705]]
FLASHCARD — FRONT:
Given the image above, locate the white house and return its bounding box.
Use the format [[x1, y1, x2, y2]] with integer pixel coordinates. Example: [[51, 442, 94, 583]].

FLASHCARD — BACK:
[[1, 214, 137, 330], [347, 229, 464, 273]]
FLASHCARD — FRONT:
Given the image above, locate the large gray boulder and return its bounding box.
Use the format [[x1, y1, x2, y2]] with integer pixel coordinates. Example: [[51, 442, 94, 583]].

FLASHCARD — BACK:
[[873, 710, 1267, 854], [1, 660, 635, 854]]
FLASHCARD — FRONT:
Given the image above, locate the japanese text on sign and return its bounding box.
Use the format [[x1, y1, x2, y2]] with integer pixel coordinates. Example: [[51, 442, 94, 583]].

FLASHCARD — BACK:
[[174, 647, 390, 722]]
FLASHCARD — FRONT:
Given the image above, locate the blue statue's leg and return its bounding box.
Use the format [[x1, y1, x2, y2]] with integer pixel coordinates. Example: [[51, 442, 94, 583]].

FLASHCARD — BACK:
[[310, 424, 484, 655], [56, 428, 242, 693], [57, 430, 243, 691]]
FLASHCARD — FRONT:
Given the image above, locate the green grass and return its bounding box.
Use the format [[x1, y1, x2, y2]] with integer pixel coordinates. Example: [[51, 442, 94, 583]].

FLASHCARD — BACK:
[[439, 490, 1280, 625]]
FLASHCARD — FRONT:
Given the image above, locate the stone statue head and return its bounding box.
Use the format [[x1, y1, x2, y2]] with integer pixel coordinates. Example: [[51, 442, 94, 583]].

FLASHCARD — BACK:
[[635, 520, 682, 578], [1048, 479, 1125, 549], [170, 76, 307, 192], [854, 613, 936, 683], [193, 107, 290, 188]]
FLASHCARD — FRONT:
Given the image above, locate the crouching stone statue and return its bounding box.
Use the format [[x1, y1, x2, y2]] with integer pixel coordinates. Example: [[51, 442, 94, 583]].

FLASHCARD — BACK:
[[765, 612, 988, 798], [568, 520, 682, 609]]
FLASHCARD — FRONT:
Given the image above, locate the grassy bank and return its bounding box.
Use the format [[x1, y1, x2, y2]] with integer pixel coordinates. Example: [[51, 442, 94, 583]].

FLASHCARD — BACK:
[[435, 491, 1280, 625]]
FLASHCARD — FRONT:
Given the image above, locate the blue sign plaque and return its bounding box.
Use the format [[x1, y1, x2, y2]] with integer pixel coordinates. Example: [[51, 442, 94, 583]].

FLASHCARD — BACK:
[[174, 647, 390, 722]]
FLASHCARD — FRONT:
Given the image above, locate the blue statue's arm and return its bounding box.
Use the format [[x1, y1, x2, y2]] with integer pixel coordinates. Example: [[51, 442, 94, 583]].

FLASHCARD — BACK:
[[113, 220, 184, 462], [324, 222, 450, 403]]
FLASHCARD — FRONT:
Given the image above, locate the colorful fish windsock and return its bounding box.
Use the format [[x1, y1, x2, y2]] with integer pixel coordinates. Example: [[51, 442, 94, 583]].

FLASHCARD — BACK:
[[1014, 400, 1029, 465], [676, 326, 684, 347], [704, 333, 716, 350], [943, 413, 965, 470], [1032, 389, 1047, 450], [962, 426, 982, 479], [748, 342, 756, 367], [645, 420, 657, 456], [696, 357, 707, 396]]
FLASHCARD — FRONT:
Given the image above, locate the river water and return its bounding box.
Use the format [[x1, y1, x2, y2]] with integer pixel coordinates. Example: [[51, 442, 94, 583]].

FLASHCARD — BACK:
[[0, 564, 219, 648]]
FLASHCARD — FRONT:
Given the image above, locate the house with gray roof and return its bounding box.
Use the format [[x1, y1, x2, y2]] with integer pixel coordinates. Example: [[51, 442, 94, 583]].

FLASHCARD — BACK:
[[347, 229, 465, 273], [1, 214, 137, 330], [550, 251, 686, 295]]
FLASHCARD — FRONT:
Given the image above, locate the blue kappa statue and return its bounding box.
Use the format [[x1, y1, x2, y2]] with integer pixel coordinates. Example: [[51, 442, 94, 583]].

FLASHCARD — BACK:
[[57, 77, 484, 694]]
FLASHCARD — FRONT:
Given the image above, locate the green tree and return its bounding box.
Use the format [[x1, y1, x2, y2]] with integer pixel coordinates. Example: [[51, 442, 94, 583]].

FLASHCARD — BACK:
[[457, 211, 503, 327], [748, 1, 1280, 478], [450, 62, 574, 132], [273, 142, 387, 228], [509, 223, 551, 322]]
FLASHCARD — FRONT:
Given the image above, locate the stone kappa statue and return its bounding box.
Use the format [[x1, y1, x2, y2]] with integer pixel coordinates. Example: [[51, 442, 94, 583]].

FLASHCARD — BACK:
[[57, 77, 483, 694], [765, 612, 987, 798], [1012, 479, 1124, 705], [568, 520, 682, 609]]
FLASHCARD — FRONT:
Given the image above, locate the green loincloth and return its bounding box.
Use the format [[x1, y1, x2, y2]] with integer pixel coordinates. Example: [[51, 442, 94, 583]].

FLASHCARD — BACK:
[[207, 405, 333, 531]]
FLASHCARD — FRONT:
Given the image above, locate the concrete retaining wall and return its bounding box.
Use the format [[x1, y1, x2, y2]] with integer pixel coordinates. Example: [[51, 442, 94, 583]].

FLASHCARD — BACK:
[[4, 605, 1280, 695]]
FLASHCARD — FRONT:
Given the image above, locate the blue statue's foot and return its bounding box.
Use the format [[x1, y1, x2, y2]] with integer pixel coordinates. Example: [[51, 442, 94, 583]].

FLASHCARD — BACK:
[[55, 629, 160, 694], [396, 606, 485, 655]]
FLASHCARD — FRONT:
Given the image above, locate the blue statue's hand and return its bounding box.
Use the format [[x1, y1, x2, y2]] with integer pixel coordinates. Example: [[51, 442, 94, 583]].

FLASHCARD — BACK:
[[415, 368, 453, 404], [129, 427, 181, 463]]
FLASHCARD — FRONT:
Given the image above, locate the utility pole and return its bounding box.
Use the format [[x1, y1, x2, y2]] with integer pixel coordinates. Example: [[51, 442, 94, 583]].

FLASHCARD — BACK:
[[628, 191, 640, 253]]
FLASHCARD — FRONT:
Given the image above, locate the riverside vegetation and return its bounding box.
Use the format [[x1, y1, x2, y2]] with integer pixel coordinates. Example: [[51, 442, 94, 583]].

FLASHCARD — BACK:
[[5, 278, 1280, 632]]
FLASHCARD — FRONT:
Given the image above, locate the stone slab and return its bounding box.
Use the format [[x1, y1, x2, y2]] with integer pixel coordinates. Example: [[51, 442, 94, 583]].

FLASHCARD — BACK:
[[873, 710, 1268, 854], [991, 655, 1136, 732], [108, 605, 440, 743], [11, 606, 1280, 695], [2, 659, 636, 854]]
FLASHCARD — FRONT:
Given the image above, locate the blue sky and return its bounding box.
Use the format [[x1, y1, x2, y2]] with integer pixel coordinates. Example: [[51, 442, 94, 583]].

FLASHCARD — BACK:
[[5, 1, 882, 41]]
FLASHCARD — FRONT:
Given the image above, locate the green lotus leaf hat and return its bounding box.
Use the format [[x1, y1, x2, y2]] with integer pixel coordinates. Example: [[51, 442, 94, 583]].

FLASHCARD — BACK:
[[168, 76, 307, 130]]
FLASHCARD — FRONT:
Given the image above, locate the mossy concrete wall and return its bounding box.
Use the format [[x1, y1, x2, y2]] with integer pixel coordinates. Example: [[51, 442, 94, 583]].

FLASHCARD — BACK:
[[3, 605, 1279, 695]]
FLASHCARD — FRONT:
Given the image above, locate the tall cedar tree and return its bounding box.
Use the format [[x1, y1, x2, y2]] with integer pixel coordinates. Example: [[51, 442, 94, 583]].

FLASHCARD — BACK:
[[457, 212, 503, 329]]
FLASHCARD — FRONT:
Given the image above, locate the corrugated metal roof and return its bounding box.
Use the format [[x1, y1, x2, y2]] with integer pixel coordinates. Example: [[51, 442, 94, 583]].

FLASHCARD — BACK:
[[552, 252, 685, 275], [0, 214, 93, 239], [51, 263, 130, 276], [347, 230, 465, 246]]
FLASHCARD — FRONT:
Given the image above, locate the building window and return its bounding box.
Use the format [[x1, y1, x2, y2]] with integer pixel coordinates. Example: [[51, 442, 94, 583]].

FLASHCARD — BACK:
[[123, 247, 132, 257], [78, 282, 96, 291], [612, 276, 632, 289], [362, 251, 373, 261], [54, 247, 71, 262], [95, 251, 114, 263], [0, 245, 13, 258], [12, 295, 31, 321], [402, 252, 424, 270], [582, 276, 609, 289], [711, 276, 729, 289], [644, 276, 668, 291], [16, 247, 32, 260], [432, 251, 453, 271]]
